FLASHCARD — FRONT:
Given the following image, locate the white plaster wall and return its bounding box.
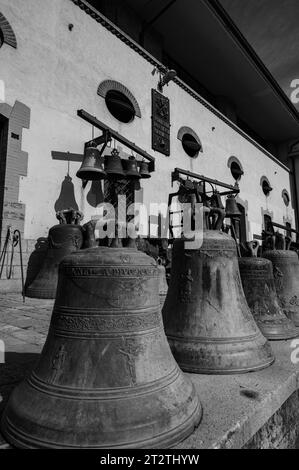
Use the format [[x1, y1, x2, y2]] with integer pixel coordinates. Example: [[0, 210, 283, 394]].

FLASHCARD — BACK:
[[0, 0, 295, 239]]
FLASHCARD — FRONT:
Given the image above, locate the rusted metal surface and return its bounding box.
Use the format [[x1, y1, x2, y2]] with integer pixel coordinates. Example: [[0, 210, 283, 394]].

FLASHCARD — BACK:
[[76, 144, 106, 181], [25, 211, 83, 299], [163, 212, 274, 374], [239, 256, 298, 341], [2, 247, 201, 448], [263, 250, 299, 327]]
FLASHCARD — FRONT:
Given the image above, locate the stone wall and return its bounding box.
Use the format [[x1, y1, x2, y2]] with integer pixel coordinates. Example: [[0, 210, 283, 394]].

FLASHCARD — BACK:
[[243, 391, 299, 449]]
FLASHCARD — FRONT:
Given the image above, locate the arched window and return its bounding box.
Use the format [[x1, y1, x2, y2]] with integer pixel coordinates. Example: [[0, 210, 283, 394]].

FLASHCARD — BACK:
[[260, 176, 272, 197], [282, 189, 290, 207], [0, 13, 17, 49], [227, 157, 244, 182], [105, 90, 136, 123], [177, 127, 202, 159], [98, 80, 141, 123]]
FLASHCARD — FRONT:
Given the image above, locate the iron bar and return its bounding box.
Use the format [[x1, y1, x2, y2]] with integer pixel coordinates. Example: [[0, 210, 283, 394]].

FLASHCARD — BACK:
[[77, 109, 155, 171], [172, 168, 240, 194]]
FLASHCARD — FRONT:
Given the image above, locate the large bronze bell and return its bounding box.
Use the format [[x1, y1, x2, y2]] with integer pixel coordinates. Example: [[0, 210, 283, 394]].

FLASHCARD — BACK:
[[76, 144, 106, 181], [264, 245, 299, 327], [2, 245, 201, 448], [239, 241, 298, 340], [105, 148, 126, 178], [163, 208, 274, 374], [25, 210, 83, 299]]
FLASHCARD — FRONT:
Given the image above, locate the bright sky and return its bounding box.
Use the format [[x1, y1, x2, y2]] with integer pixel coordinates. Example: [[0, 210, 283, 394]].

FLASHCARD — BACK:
[[220, 0, 299, 110]]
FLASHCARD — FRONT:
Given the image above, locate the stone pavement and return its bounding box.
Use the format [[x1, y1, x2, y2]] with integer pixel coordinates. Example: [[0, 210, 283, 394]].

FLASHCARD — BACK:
[[0, 293, 54, 449]]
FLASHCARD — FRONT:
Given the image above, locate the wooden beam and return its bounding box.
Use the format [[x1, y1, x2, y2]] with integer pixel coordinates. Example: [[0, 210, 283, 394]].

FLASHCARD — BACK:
[[51, 151, 83, 162]]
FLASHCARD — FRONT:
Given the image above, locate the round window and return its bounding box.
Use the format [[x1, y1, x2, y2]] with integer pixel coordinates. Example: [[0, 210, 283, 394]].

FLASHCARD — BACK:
[[105, 90, 135, 123], [230, 161, 243, 181], [182, 133, 201, 158], [262, 180, 272, 196], [282, 190, 290, 207]]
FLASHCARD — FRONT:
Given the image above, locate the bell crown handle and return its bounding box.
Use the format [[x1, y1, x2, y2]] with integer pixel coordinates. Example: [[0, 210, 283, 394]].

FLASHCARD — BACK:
[[247, 240, 260, 258], [209, 208, 226, 231]]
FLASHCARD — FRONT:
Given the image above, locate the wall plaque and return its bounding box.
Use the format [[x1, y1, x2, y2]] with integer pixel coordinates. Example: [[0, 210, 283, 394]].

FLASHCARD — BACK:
[[151, 89, 170, 156]]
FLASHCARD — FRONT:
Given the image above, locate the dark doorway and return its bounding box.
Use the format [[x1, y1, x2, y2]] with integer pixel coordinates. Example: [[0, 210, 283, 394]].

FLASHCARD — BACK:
[[0, 114, 8, 242]]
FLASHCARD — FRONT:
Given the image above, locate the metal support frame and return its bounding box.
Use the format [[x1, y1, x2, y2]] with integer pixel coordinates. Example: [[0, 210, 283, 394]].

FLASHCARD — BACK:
[[77, 109, 155, 172], [168, 167, 242, 246], [172, 168, 240, 196], [272, 222, 299, 237], [85, 129, 111, 156], [168, 185, 202, 240]]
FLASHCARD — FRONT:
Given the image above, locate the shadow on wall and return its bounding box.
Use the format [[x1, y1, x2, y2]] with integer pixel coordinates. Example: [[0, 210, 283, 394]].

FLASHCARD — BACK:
[[54, 175, 79, 213], [87, 180, 105, 208], [24, 238, 48, 290]]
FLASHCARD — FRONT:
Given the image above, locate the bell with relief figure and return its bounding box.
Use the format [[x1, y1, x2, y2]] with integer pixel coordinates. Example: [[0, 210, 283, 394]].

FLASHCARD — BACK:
[[2, 230, 202, 448], [239, 241, 298, 340], [163, 207, 274, 374], [264, 236, 299, 327]]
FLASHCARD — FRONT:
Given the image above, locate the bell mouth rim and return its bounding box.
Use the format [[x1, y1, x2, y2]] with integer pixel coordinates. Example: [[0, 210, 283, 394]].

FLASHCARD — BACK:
[[125, 175, 142, 179], [177, 357, 275, 375], [76, 173, 106, 181], [106, 173, 126, 178], [263, 331, 299, 341], [1, 401, 202, 449]]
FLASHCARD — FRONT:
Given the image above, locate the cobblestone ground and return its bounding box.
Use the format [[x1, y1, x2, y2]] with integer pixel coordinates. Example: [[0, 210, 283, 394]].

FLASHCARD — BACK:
[[0, 293, 54, 448]]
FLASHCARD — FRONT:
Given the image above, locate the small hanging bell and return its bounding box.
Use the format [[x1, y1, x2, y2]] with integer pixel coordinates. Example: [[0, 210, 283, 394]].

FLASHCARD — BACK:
[[76, 144, 106, 181], [225, 195, 241, 218], [124, 156, 141, 179], [139, 160, 151, 179], [105, 149, 126, 179]]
